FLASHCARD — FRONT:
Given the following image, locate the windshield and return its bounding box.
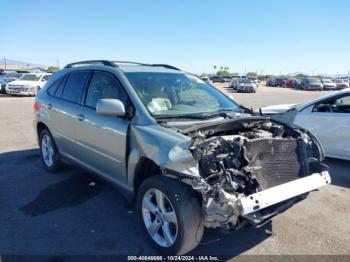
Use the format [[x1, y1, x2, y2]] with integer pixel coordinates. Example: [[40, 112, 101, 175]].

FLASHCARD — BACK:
[[20, 74, 41, 81], [322, 79, 332, 83], [126, 72, 241, 118]]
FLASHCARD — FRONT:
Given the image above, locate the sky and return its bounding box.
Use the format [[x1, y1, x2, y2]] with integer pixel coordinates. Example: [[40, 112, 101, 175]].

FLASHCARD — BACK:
[[1, 0, 350, 75]]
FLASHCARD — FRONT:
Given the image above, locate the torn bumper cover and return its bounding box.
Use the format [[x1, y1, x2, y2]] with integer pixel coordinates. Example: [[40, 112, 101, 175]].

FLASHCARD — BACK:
[[238, 171, 330, 216]]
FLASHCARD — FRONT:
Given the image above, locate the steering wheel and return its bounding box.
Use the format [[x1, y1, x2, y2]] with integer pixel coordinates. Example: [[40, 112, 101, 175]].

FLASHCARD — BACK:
[[330, 104, 337, 112]]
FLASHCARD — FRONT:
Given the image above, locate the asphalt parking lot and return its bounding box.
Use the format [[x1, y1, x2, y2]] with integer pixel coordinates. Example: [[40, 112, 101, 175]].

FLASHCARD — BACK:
[[0, 85, 350, 258]]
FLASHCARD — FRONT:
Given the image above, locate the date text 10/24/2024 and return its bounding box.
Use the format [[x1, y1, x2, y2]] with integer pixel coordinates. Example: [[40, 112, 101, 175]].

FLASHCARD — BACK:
[[127, 256, 220, 261]]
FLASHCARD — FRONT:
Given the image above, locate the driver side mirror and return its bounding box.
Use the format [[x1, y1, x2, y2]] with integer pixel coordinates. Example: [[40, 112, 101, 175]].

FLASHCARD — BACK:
[[96, 99, 126, 117]]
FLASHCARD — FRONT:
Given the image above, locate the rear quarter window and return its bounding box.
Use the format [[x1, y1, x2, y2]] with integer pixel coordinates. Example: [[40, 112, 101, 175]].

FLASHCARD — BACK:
[[47, 76, 65, 97], [62, 71, 90, 104]]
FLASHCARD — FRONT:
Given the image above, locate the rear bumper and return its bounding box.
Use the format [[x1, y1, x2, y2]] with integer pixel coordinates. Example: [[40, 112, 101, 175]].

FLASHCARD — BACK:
[[238, 171, 331, 215]]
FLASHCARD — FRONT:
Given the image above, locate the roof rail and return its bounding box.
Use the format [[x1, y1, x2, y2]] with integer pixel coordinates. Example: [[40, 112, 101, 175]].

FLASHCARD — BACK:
[[114, 61, 180, 70], [113, 61, 146, 66], [64, 60, 181, 71], [149, 64, 180, 71], [64, 60, 117, 68]]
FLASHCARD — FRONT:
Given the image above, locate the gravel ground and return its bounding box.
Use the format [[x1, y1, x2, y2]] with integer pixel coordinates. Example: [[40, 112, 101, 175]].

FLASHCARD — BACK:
[[0, 85, 349, 258]]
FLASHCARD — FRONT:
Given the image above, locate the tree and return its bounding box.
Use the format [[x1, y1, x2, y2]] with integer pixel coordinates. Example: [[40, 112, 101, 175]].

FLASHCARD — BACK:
[[217, 70, 230, 76], [47, 66, 60, 72], [246, 71, 257, 78], [295, 73, 307, 78], [315, 74, 326, 79]]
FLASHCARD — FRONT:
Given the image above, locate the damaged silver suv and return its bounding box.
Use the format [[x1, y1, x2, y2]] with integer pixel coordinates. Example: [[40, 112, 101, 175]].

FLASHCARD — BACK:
[[34, 60, 331, 255]]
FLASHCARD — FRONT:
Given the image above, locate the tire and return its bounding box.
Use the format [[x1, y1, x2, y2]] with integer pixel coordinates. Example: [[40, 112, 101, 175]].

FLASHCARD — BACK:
[[0, 85, 6, 94], [137, 175, 204, 255], [39, 129, 63, 172], [32, 87, 40, 97]]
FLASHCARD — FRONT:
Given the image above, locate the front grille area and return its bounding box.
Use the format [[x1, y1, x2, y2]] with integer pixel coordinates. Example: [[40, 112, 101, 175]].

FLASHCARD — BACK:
[[244, 138, 308, 190]]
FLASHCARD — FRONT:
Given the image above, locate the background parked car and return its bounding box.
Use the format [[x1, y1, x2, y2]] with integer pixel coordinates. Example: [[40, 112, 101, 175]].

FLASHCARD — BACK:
[[229, 78, 240, 89], [222, 76, 232, 82], [248, 77, 259, 87], [286, 79, 294, 88], [301, 78, 323, 91], [236, 79, 257, 93], [292, 79, 302, 89], [333, 79, 350, 90], [200, 76, 211, 83], [6, 73, 51, 96], [261, 88, 350, 160], [0, 77, 16, 94], [209, 76, 225, 83], [266, 78, 277, 87], [321, 79, 337, 90], [275, 78, 287, 87]]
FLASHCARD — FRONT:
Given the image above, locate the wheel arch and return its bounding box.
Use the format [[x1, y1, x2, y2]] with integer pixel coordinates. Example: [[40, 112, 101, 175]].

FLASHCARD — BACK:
[[133, 157, 161, 196], [36, 122, 50, 138]]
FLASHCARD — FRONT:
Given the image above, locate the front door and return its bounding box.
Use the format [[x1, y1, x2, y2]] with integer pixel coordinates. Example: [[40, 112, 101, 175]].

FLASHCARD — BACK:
[[74, 71, 131, 184]]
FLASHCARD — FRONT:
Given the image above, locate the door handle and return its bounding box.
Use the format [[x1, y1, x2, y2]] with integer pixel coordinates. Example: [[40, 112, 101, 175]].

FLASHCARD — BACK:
[[77, 114, 85, 121], [47, 103, 53, 110]]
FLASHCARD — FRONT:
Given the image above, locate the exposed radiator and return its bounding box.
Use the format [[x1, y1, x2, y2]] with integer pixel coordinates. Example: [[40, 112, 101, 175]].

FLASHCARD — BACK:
[[244, 138, 308, 190]]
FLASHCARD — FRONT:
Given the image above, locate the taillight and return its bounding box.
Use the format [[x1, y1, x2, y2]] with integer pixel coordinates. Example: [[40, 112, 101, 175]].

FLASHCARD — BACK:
[[34, 101, 42, 111]]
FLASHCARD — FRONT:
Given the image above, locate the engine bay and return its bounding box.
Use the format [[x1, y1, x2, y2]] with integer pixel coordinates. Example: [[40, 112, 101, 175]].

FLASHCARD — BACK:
[[183, 118, 328, 229]]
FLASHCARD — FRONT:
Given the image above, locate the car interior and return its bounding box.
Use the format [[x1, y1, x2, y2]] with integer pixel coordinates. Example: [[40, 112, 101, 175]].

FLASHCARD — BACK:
[[313, 95, 350, 113]]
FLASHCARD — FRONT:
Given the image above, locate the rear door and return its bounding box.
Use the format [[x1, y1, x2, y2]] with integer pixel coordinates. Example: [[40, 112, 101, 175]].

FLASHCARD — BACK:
[[294, 93, 350, 159], [47, 70, 90, 158], [73, 70, 131, 183]]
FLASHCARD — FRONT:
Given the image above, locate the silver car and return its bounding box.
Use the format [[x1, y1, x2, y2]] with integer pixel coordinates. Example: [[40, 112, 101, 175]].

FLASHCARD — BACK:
[[34, 60, 331, 255], [236, 79, 257, 93]]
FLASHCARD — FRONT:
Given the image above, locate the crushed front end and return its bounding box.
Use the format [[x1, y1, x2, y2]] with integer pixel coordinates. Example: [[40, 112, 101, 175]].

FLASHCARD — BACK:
[[163, 117, 331, 230]]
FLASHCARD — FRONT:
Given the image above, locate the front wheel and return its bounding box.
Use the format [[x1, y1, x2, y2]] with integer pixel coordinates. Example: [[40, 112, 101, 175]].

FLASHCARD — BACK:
[[137, 176, 204, 255]]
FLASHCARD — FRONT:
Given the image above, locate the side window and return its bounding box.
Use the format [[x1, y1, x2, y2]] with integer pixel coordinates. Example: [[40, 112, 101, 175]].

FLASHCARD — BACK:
[[62, 71, 89, 104], [313, 95, 350, 113], [47, 76, 65, 96], [85, 71, 128, 109], [41, 75, 51, 82], [334, 95, 350, 113]]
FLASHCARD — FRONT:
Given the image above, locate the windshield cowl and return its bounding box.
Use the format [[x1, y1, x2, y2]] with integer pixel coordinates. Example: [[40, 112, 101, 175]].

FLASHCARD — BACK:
[[160, 112, 252, 130]]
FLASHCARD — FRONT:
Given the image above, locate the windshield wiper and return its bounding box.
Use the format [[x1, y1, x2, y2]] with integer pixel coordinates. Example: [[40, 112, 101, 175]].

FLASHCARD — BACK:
[[200, 109, 238, 119], [155, 109, 241, 121], [154, 114, 209, 120]]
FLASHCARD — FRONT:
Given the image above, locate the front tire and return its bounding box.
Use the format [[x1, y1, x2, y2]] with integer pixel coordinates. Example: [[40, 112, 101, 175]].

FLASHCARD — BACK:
[[39, 129, 63, 172], [137, 176, 204, 255]]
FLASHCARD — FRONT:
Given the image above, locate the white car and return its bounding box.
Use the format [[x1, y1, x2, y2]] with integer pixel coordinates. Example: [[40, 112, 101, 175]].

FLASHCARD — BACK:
[[321, 79, 337, 90], [236, 79, 257, 93], [260, 88, 350, 160], [6, 73, 51, 96]]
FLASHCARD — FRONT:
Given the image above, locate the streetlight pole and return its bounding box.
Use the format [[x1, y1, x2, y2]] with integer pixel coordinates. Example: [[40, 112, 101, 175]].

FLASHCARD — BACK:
[[4, 56, 7, 71]]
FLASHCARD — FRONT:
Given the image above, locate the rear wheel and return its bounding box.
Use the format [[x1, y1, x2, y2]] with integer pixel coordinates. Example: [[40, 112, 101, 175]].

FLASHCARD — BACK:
[[39, 129, 63, 172], [137, 175, 204, 255]]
